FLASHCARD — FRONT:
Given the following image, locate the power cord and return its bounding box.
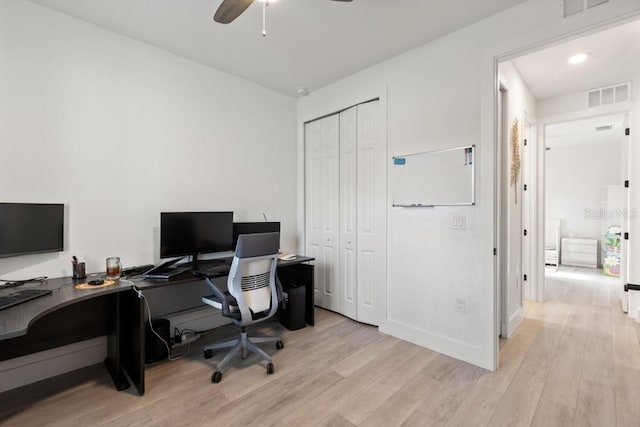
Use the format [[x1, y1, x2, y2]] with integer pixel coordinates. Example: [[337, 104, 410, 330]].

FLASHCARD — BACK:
[[126, 281, 191, 361], [54, 281, 77, 292], [173, 326, 203, 345], [0, 276, 48, 289]]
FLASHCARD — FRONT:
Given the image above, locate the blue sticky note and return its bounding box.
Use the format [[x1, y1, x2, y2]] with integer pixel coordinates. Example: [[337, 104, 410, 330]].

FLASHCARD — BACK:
[[394, 158, 406, 165]]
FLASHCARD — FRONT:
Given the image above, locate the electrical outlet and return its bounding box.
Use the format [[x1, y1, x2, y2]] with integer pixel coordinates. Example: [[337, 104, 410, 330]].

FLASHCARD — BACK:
[[456, 298, 466, 313]]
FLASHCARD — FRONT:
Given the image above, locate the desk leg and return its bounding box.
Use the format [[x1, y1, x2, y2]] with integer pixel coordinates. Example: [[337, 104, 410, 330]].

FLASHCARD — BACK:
[[304, 265, 315, 326], [120, 289, 146, 395], [105, 293, 131, 391]]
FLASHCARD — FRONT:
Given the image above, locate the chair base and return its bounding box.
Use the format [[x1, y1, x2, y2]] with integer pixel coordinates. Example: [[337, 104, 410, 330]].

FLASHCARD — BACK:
[[204, 327, 281, 377]]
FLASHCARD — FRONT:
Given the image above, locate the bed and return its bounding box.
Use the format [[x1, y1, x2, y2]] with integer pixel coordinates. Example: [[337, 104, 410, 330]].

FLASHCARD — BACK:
[[545, 218, 560, 268]]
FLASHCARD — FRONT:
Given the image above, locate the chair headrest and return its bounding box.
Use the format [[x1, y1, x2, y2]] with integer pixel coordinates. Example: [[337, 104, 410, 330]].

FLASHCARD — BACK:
[[235, 232, 279, 258]]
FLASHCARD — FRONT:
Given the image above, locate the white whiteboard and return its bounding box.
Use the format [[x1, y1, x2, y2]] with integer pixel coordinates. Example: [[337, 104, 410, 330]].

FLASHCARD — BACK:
[[392, 145, 475, 207]]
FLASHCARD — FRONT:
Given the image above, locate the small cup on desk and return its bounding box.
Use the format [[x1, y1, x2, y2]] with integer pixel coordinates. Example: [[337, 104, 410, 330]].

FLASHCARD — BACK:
[[106, 257, 122, 280], [73, 262, 86, 280]]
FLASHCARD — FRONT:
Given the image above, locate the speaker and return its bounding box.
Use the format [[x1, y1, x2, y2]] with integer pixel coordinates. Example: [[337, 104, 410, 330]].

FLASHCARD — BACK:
[[279, 284, 306, 331]]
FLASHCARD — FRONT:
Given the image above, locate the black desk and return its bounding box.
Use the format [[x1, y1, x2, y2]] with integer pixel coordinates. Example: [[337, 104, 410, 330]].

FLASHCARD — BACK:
[[0, 256, 314, 396]]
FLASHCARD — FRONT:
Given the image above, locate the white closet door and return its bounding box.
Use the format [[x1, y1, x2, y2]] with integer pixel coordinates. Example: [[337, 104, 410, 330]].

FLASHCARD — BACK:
[[305, 115, 340, 312], [339, 107, 358, 320], [356, 100, 386, 325]]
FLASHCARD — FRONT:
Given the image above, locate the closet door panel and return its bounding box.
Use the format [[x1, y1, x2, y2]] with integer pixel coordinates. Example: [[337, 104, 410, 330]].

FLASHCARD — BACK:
[[305, 120, 323, 301], [356, 100, 386, 325], [305, 115, 340, 311], [339, 107, 358, 320]]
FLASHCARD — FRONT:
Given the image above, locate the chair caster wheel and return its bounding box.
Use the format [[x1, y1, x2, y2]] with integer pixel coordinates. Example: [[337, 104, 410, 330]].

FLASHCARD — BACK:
[[267, 363, 274, 375], [212, 371, 222, 383], [204, 349, 213, 359], [276, 340, 284, 350]]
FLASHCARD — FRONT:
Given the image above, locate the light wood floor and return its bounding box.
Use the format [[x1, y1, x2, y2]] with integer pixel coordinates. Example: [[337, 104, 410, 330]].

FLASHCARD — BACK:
[[1, 267, 639, 426]]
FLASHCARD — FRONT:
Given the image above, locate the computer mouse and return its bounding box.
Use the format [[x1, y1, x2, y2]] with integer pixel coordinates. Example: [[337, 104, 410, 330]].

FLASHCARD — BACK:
[[87, 279, 104, 286]]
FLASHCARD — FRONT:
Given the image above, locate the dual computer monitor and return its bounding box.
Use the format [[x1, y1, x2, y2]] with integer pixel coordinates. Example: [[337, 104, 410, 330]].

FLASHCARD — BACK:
[[0, 203, 64, 258], [160, 211, 280, 260]]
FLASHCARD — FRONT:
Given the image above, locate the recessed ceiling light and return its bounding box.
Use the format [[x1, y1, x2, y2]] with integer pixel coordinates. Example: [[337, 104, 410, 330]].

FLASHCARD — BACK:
[[568, 53, 588, 65]]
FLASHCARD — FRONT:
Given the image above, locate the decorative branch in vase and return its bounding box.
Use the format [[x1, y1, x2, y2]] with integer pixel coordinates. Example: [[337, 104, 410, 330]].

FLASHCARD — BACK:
[[511, 118, 521, 204]]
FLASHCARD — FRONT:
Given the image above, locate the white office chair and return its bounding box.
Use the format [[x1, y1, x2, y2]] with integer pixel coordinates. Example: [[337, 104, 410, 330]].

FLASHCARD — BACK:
[[195, 232, 283, 383]]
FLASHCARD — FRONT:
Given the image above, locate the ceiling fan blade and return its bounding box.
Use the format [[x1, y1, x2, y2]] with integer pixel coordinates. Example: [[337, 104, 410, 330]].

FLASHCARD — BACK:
[[214, 0, 255, 24]]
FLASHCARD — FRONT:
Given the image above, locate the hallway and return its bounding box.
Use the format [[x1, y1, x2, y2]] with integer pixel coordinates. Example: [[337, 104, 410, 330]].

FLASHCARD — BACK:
[[484, 266, 640, 426]]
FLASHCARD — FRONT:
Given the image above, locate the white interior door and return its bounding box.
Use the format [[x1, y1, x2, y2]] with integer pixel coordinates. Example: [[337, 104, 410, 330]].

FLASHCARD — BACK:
[[305, 115, 340, 312], [356, 100, 386, 326], [522, 120, 533, 301], [339, 107, 358, 319], [621, 113, 631, 307], [497, 86, 507, 336]]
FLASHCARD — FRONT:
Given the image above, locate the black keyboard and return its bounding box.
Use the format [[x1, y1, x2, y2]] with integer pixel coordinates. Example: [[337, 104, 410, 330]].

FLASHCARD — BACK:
[[122, 264, 155, 277], [144, 268, 189, 280], [196, 263, 231, 276], [0, 289, 52, 311]]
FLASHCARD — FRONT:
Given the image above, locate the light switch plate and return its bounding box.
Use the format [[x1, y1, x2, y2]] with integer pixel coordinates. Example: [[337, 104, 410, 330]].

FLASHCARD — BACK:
[[450, 215, 466, 230]]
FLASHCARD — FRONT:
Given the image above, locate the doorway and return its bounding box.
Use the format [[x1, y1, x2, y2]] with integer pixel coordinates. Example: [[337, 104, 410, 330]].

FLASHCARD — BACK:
[[543, 113, 627, 301], [497, 17, 640, 340]]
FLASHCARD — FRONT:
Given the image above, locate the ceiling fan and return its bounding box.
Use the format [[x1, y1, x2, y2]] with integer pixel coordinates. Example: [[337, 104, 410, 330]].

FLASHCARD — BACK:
[[214, 0, 353, 25]]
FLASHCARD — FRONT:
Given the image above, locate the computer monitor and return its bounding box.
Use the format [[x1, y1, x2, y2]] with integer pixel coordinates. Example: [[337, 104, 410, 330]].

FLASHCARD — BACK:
[[0, 203, 64, 258], [160, 212, 233, 262], [233, 222, 281, 249]]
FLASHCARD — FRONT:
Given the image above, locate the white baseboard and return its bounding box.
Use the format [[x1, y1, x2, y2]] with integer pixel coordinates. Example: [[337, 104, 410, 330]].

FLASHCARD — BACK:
[[0, 308, 229, 394], [506, 306, 524, 338], [0, 336, 107, 393], [379, 319, 491, 371]]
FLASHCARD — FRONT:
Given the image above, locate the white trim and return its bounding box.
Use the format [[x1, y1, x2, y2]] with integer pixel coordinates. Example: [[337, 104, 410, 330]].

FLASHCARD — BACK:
[[522, 111, 538, 302], [506, 306, 524, 338], [379, 319, 490, 370]]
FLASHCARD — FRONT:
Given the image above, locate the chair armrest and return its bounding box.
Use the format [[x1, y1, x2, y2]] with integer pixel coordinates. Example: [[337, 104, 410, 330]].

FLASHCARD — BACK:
[[193, 271, 226, 300], [194, 271, 240, 319]]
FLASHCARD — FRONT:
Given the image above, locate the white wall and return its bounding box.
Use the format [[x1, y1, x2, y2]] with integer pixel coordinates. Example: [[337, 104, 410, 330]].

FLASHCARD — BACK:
[[298, 0, 640, 370], [0, 0, 297, 281], [546, 140, 622, 265], [498, 61, 536, 336], [537, 73, 640, 118]]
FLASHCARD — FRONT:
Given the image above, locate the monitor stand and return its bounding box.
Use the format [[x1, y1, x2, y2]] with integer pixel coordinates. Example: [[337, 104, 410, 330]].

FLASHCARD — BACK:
[[190, 253, 232, 276]]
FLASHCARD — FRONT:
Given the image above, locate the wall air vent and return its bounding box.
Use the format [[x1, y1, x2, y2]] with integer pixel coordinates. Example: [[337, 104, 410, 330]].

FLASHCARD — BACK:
[[563, 0, 609, 18], [586, 0, 609, 8], [587, 83, 631, 108]]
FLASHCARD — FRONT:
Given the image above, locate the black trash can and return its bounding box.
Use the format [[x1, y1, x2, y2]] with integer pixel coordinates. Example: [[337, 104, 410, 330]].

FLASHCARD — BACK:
[[279, 283, 306, 331], [145, 318, 170, 364]]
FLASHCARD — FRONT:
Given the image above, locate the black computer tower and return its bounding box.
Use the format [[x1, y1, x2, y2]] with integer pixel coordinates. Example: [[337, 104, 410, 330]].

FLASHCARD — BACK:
[[279, 284, 306, 331], [145, 318, 170, 364]]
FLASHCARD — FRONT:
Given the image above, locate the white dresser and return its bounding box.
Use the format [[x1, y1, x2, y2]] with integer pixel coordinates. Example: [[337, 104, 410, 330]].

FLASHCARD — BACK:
[[561, 238, 598, 268]]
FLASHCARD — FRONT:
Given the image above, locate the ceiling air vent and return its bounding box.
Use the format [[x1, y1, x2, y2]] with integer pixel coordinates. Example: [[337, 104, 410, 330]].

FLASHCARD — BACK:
[[563, 0, 609, 17], [595, 125, 613, 132], [587, 83, 631, 108]]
